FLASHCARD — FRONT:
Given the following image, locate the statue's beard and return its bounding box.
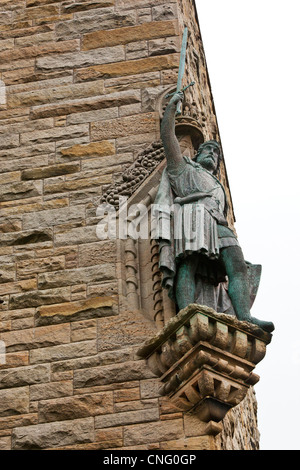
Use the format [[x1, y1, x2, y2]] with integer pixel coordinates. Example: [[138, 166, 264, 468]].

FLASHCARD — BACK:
[[196, 156, 218, 173]]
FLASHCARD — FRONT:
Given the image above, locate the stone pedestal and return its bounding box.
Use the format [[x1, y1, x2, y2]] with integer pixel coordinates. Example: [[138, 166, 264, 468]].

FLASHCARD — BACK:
[[137, 304, 272, 435]]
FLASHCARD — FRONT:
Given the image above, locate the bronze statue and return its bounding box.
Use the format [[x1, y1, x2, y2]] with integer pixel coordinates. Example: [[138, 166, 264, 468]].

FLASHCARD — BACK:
[[154, 92, 274, 333]]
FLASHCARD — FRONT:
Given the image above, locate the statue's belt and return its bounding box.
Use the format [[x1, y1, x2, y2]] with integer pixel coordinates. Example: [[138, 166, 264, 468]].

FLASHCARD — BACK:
[[174, 193, 228, 227]]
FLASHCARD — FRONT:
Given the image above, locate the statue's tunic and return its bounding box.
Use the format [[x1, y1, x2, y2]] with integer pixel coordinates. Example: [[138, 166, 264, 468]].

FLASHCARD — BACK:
[[154, 156, 239, 305], [167, 156, 239, 260]]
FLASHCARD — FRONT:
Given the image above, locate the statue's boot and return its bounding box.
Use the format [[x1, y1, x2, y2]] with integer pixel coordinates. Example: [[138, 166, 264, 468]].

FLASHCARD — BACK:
[[238, 314, 275, 333], [250, 316, 275, 333]]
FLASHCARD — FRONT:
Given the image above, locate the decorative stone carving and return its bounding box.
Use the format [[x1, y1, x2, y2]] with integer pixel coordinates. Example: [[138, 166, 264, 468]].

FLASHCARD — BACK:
[[100, 141, 165, 211], [124, 237, 139, 311], [137, 303, 272, 433], [150, 238, 164, 327], [115, 162, 177, 327]]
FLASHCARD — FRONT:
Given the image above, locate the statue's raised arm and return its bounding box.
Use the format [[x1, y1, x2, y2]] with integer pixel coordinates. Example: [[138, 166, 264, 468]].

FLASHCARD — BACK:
[[160, 92, 184, 170]]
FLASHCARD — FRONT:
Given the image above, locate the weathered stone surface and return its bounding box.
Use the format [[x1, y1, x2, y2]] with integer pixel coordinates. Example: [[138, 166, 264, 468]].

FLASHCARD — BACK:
[[17, 256, 65, 278], [126, 41, 148, 60], [104, 70, 160, 90], [82, 20, 178, 50], [21, 163, 80, 181], [15, 4, 60, 21], [123, 419, 183, 446], [0, 308, 35, 323], [0, 172, 21, 186], [78, 241, 116, 266], [61, 1, 115, 14], [0, 351, 29, 370], [116, 0, 177, 8], [152, 3, 178, 21], [1, 199, 68, 218], [9, 287, 70, 309], [71, 320, 97, 342], [22, 205, 86, 230], [12, 417, 94, 449], [0, 413, 38, 432], [114, 387, 141, 403], [0, 387, 29, 417], [160, 436, 216, 450], [43, 175, 112, 195], [39, 392, 113, 422], [55, 10, 136, 40], [217, 388, 260, 450], [50, 347, 134, 377], [0, 364, 50, 389], [14, 31, 55, 48], [0, 133, 19, 150], [94, 426, 123, 448], [60, 140, 115, 159], [30, 340, 97, 364], [0, 264, 15, 283], [11, 317, 34, 331], [31, 89, 140, 119], [2, 67, 72, 87], [54, 225, 99, 246], [75, 53, 179, 81], [0, 219, 22, 234], [0, 181, 42, 202], [0, 117, 53, 138], [0, 228, 53, 248], [36, 46, 125, 72], [0, 38, 14, 51], [0, 278, 36, 296], [149, 36, 180, 56], [35, 295, 118, 326], [0, 40, 79, 65], [30, 381, 73, 402], [91, 112, 158, 141], [20, 124, 89, 146], [74, 360, 155, 389], [9, 79, 104, 108], [95, 407, 158, 429], [0, 436, 11, 451], [97, 309, 157, 352], [0, 324, 70, 352], [81, 152, 133, 171], [38, 265, 115, 289], [66, 107, 118, 125], [0, 142, 55, 161]]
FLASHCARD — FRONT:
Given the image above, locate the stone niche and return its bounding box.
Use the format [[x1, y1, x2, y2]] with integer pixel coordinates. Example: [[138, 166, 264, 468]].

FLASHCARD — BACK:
[[137, 304, 272, 435]]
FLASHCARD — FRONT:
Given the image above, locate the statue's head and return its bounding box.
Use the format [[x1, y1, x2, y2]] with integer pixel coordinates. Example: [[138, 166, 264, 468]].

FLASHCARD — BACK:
[[194, 140, 222, 175]]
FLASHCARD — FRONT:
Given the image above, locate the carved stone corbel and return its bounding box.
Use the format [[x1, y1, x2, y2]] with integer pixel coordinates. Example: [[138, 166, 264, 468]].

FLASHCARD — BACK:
[[137, 304, 272, 434]]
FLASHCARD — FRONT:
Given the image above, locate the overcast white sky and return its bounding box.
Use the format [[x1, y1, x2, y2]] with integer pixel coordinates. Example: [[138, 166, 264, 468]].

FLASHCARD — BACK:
[[195, 0, 300, 450]]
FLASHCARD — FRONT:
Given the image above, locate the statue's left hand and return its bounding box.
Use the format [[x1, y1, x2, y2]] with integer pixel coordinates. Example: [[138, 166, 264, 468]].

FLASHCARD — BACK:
[[174, 196, 182, 205]]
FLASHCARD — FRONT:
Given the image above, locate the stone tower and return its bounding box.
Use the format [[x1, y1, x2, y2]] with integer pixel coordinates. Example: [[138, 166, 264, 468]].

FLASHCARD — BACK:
[[0, 0, 271, 450]]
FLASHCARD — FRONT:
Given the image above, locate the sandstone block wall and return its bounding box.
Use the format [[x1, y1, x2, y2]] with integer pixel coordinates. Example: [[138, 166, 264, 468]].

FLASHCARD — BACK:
[[0, 0, 259, 450]]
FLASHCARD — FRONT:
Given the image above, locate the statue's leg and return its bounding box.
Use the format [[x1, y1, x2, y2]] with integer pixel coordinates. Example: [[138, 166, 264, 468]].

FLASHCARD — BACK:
[[175, 255, 198, 310], [219, 245, 251, 321], [220, 246, 274, 332]]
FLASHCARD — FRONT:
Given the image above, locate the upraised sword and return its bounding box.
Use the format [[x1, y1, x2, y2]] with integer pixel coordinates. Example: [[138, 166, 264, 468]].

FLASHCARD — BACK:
[[165, 26, 195, 114]]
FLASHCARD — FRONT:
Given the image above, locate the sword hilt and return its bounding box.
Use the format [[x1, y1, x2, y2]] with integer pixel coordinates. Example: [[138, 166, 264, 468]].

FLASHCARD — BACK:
[[165, 81, 195, 115], [165, 81, 195, 99]]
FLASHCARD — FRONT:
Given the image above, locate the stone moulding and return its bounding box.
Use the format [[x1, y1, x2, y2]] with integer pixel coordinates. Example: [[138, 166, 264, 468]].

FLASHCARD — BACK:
[[137, 304, 272, 432]]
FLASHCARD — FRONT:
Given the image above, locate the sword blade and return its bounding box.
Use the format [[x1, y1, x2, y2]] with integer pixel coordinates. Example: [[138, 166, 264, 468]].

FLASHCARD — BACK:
[[176, 26, 188, 92]]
